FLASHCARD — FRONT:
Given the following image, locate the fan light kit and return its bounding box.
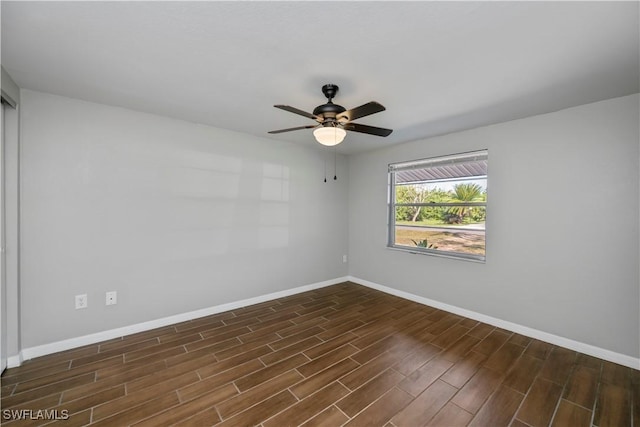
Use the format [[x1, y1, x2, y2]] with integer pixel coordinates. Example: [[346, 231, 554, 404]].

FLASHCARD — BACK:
[[313, 127, 346, 146], [269, 84, 392, 146]]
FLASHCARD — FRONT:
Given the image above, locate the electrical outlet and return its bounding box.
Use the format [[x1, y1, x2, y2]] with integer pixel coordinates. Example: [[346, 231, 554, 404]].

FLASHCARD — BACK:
[[75, 294, 88, 309], [106, 291, 117, 306], [343, 254, 347, 263]]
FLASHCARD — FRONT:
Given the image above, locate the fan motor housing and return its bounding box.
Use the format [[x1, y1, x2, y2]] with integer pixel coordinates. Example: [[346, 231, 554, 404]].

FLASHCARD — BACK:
[[313, 102, 346, 118]]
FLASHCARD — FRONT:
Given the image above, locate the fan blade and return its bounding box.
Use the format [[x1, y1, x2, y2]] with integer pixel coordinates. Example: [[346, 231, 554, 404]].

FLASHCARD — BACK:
[[268, 125, 317, 134], [274, 105, 318, 120], [343, 123, 393, 137], [337, 101, 386, 122]]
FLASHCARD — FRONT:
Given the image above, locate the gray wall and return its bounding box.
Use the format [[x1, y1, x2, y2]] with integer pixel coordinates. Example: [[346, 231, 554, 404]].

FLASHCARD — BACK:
[[348, 94, 640, 358], [19, 90, 348, 348], [16, 89, 640, 359]]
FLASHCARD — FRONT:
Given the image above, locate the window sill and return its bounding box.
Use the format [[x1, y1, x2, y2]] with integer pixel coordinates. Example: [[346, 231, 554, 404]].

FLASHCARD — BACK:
[[386, 245, 486, 263]]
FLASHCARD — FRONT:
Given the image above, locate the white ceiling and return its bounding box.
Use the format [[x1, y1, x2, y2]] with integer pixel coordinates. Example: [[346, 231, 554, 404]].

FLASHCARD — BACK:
[[2, 1, 638, 154]]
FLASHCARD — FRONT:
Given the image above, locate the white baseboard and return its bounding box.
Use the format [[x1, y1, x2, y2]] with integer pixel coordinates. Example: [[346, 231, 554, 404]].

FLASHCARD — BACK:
[[7, 353, 23, 369], [348, 276, 640, 370], [12, 275, 639, 371], [15, 276, 348, 365]]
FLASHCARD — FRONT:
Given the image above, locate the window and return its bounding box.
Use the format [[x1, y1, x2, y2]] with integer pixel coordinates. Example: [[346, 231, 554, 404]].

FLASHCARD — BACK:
[[388, 150, 488, 262]]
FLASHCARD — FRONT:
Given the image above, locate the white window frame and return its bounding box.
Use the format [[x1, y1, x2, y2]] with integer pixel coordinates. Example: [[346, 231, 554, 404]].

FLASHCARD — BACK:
[[388, 150, 488, 262]]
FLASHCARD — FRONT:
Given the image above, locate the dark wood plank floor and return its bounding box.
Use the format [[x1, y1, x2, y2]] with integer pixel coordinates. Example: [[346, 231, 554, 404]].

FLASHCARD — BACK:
[[1, 282, 638, 426]]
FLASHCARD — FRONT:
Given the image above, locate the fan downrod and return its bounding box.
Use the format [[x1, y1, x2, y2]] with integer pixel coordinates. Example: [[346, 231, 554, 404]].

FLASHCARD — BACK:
[[321, 84, 339, 101]]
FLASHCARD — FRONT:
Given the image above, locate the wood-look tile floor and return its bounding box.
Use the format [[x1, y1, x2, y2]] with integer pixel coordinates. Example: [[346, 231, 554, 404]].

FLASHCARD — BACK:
[[1, 282, 638, 426]]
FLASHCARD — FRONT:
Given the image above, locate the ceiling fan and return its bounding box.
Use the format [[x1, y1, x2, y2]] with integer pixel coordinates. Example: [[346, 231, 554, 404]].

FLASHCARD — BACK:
[[268, 84, 393, 146]]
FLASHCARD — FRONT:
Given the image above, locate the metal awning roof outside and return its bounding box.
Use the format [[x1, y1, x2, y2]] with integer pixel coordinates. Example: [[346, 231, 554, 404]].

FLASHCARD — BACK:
[[394, 159, 488, 184]]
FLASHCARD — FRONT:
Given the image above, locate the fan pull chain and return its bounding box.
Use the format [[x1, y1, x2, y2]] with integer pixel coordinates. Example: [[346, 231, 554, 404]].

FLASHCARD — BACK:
[[324, 154, 327, 183], [334, 147, 337, 180]]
